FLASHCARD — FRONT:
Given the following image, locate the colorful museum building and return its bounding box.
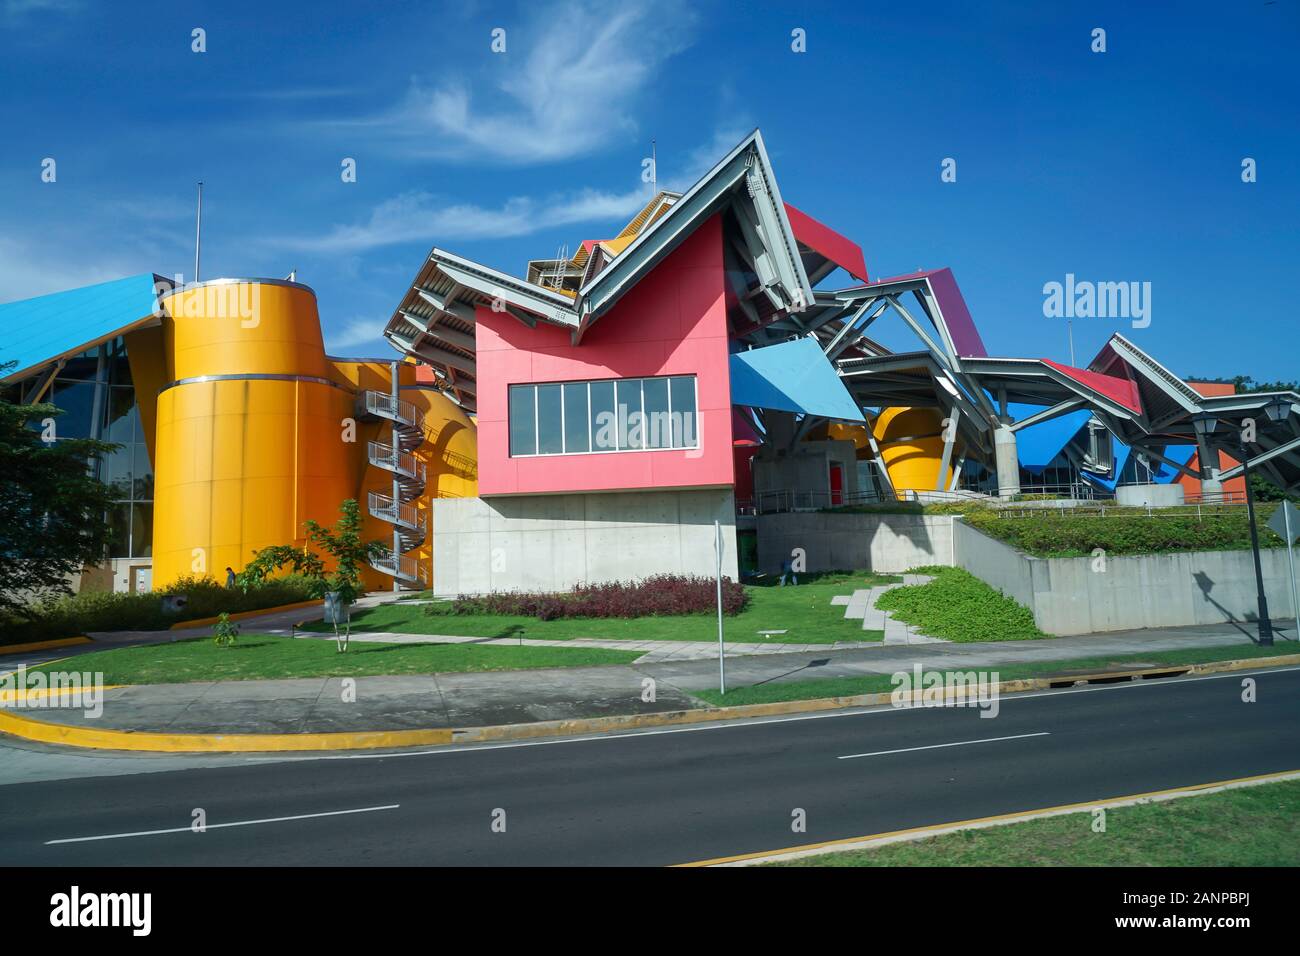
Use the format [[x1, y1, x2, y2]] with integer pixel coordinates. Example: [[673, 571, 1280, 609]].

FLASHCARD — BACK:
[[3, 130, 1295, 595]]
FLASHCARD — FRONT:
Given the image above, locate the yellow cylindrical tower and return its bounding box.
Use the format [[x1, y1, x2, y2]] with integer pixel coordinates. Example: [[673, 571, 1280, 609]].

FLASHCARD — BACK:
[[151, 280, 356, 587], [872, 406, 961, 492]]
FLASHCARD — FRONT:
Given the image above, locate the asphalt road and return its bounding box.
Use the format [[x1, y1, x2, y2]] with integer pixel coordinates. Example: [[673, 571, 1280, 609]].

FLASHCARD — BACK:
[[2, 666, 1298, 866]]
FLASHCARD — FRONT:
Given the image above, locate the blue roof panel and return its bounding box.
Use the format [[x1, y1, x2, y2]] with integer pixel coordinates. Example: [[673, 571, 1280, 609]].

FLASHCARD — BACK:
[[730, 337, 865, 422], [0, 274, 163, 382]]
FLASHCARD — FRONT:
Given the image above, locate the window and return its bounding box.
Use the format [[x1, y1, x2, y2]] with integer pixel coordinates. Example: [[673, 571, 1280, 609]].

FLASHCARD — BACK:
[[509, 385, 536, 456], [508, 375, 699, 457]]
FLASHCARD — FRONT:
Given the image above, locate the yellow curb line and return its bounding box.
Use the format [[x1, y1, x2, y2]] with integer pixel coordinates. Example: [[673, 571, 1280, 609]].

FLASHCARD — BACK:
[[0, 707, 452, 752], [0, 636, 92, 656], [0, 685, 124, 705], [677, 768, 1300, 867], [170, 599, 324, 631], [0, 652, 1296, 754]]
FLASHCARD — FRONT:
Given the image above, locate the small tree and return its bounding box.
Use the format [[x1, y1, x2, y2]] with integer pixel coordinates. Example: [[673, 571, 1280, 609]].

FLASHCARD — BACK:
[[238, 499, 384, 652], [0, 362, 118, 615], [212, 612, 239, 647]]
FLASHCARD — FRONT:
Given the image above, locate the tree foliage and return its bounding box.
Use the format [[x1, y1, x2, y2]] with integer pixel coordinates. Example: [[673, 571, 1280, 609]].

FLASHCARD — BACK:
[[0, 367, 117, 615], [236, 498, 384, 651]]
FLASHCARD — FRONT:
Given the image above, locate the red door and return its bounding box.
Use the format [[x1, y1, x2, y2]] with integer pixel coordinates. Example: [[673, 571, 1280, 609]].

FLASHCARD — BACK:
[[829, 463, 844, 506]]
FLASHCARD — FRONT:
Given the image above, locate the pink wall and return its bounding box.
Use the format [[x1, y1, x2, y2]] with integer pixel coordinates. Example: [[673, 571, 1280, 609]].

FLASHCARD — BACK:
[[475, 213, 735, 497]]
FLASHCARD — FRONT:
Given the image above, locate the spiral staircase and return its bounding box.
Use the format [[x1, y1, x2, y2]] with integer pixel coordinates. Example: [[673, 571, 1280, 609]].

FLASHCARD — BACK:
[[358, 390, 428, 588]]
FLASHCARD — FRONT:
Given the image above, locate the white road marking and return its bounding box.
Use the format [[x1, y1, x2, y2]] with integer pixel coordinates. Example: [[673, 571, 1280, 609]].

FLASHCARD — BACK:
[[837, 731, 1050, 760], [45, 804, 400, 845], [239, 663, 1300, 763]]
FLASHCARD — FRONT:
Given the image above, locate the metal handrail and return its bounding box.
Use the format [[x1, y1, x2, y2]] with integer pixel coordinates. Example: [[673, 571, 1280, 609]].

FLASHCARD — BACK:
[[367, 440, 427, 483], [369, 547, 427, 585], [363, 390, 425, 432], [367, 491, 426, 533]]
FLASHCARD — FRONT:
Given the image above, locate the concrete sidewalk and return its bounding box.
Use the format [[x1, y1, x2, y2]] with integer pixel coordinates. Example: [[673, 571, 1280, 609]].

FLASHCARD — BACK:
[[4, 621, 1292, 740]]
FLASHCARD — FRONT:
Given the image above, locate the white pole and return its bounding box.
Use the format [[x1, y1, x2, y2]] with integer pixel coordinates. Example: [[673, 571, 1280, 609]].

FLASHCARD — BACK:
[[715, 518, 726, 695], [194, 181, 203, 284], [1286, 506, 1299, 642]]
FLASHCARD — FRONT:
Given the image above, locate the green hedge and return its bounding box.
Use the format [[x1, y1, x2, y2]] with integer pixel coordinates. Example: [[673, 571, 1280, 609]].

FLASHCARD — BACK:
[[0, 575, 318, 645], [875, 566, 1044, 642], [964, 505, 1284, 558]]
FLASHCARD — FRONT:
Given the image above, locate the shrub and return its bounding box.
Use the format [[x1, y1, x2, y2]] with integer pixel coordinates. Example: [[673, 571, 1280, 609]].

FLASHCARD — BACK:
[[964, 505, 1284, 558], [875, 566, 1044, 642], [444, 574, 750, 621], [212, 612, 239, 647], [0, 574, 318, 645]]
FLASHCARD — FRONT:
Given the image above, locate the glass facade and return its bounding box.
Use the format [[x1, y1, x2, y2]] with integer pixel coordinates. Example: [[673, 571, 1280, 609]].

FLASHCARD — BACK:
[[509, 374, 699, 457], [16, 337, 153, 558]]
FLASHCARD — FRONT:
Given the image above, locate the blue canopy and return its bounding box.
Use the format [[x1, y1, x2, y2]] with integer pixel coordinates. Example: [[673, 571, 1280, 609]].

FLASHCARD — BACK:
[[729, 337, 865, 422], [1010, 403, 1093, 474], [0, 274, 163, 382]]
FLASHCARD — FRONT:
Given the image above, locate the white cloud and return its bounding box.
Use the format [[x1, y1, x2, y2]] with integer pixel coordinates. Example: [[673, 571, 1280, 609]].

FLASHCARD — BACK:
[[324, 317, 390, 353], [2, 0, 81, 22], [272, 184, 654, 254], [0, 237, 131, 303], [333, 0, 695, 164]]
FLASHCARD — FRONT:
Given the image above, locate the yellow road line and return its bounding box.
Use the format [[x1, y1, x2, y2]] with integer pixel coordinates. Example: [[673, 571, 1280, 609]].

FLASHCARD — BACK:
[[677, 769, 1300, 866]]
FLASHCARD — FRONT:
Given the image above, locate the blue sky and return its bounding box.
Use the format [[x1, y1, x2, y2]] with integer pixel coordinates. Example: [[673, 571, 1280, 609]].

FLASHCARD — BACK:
[[1, 0, 1296, 381]]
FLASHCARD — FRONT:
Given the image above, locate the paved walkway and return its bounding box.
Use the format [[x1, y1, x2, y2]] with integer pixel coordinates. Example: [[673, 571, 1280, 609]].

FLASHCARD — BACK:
[[4, 621, 1292, 739], [830, 573, 946, 645], [294, 630, 867, 663]]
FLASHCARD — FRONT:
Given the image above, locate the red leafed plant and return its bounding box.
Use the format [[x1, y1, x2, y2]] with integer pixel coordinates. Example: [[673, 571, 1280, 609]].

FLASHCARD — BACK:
[[450, 574, 749, 621]]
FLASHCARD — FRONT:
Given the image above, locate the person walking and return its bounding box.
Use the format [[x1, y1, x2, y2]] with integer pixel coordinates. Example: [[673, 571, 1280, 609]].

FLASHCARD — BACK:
[[225, 566, 237, 588], [779, 556, 797, 587]]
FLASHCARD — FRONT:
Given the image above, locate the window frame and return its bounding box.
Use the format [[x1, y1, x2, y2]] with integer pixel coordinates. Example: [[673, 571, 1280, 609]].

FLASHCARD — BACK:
[[507, 374, 700, 458]]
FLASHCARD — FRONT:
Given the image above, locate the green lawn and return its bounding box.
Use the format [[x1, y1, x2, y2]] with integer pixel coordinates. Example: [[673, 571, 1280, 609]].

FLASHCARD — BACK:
[[875, 566, 1046, 642], [766, 778, 1300, 866], [690, 642, 1299, 706], [302, 571, 899, 645], [29, 634, 642, 684]]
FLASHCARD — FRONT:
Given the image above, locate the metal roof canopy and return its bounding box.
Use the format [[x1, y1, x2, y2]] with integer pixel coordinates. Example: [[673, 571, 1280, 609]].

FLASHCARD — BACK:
[[382, 130, 817, 407], [0, 273, 170, 385], [730, 337, 865, 423]]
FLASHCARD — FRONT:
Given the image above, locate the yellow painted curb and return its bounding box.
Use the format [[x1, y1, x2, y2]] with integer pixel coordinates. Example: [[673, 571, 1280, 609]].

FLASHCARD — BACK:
[[0, 652, 1296, 754], [170, 599, 324, 631], [677, 768, 1300, 867], [0, 707, 452, 752], [0, 636, 92, 656], [0, 685, 123, 705]]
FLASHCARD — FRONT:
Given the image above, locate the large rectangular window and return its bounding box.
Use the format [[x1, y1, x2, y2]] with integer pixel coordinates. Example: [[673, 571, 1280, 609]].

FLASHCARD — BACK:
[[508, 374, 699, 457]]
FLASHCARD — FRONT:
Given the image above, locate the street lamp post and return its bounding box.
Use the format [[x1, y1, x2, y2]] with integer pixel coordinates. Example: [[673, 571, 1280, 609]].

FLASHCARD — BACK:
[[1238, 448, 1273, 646], [1191, 399, 1292, 647]]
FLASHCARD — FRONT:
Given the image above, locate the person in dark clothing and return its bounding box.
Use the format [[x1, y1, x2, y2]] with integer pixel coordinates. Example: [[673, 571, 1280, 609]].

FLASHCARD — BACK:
[[779, 557, 797, 587], [225, 566, 237, 588]]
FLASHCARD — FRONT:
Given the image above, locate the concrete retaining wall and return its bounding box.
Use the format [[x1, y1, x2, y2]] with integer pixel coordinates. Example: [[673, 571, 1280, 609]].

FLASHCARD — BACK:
[[755, 512, 956, 574], [755, 509, 1297, 636], [952, 518, 1297, 635], [430, 489, 739, 596]]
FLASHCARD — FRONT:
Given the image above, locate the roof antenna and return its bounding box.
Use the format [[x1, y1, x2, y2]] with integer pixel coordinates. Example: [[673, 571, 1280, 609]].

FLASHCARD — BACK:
[[651, 139, 657, 195], [193, 181, 203, 285]]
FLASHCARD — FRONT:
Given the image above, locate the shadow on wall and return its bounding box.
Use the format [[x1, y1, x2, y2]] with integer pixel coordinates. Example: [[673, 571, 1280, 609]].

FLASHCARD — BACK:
[[1193, 570, 1263, 641], [754, 511, 946, 575]]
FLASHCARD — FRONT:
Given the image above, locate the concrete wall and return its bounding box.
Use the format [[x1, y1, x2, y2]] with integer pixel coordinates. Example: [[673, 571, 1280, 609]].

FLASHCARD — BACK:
[[755, 512, 956, 574], [754, 509, 1297, 636], [951, 518, 1297, 635], [430, 488, 739, 596]]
